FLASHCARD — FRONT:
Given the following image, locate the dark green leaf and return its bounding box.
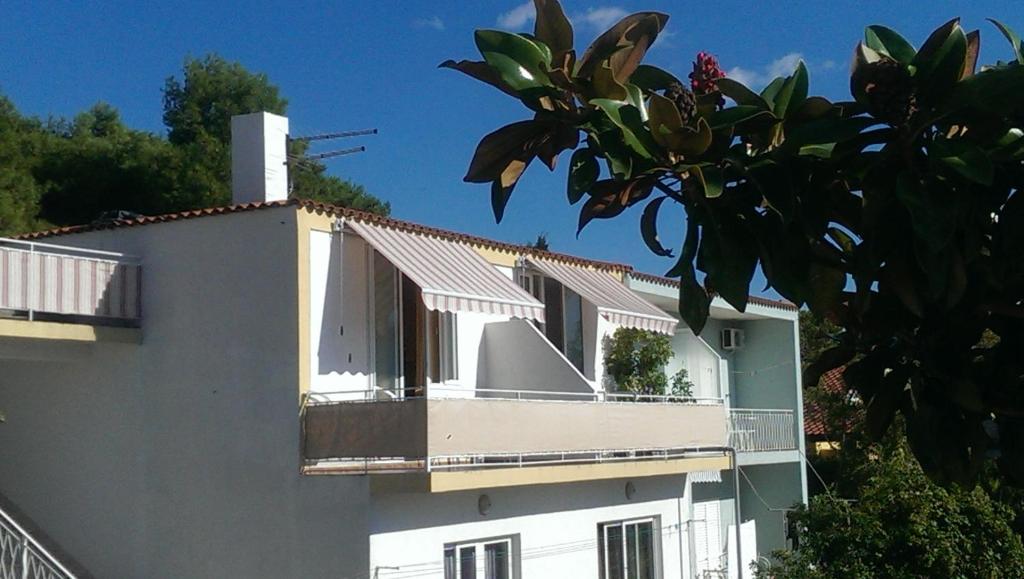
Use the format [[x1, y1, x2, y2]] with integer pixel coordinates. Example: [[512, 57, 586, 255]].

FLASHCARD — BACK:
[[567, 148, 599, 204], [702, 166, 723, 198], [640, 196, 673, 257], [674, 218, 711, 334], [707, 106, 775, 130], [772, 60, 808, 119], [464, 120, 547, 183], [700, 214, 757, 312], [491, 157, 531, 223], [475, 30, 553, 91], [438, 59, 520, 98], [946, 63, 1024, 113], [865, 25, 917, 64], [760, 77, 786, 108], [630, 64, 683, 92], [912, 19, 967, 100], [716, 78, 770, 109], [591, 98, 659, 159], [988, 18, 1024, 64], [931, 138, 994, 186]]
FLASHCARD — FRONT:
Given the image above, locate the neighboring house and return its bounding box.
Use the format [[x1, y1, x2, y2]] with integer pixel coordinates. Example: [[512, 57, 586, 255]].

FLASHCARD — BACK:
[[0, 112, 807, 579], [804, 367, 850, 459]]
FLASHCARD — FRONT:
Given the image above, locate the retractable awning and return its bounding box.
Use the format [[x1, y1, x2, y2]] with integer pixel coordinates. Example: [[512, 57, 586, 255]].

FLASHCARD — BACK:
[[526, 258, 677, 335], [346, 220, 545, 322]]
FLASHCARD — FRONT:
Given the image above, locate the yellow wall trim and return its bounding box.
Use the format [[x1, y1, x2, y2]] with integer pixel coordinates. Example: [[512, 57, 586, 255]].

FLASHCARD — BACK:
[[0, 318, 141, 344], [370, 454, 731, 494]]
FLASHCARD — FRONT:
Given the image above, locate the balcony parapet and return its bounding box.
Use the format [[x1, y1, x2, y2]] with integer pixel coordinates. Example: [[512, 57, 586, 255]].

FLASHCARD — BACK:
[[728, 408, 797, 452], [0, 238, 141, 326]]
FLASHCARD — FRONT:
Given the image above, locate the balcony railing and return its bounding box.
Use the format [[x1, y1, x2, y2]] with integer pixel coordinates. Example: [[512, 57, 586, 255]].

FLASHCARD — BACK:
[[0, 502, 78, 579], [302, 388, 728, 473], [728, 409, 797, 452], [0, 238, 141, 324]]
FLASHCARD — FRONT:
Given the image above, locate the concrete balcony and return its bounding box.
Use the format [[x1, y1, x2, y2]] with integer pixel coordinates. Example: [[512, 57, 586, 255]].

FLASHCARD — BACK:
[[302, 390, 730, 492], [0, 238, 141, 343]]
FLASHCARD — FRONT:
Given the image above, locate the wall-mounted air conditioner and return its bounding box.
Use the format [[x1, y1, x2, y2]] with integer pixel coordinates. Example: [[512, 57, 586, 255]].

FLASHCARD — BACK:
[[722, 328, 745, 351]]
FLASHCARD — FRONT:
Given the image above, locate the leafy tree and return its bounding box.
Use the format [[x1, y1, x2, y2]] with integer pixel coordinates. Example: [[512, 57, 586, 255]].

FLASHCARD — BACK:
[[162, 54, 388, 213], [448, 1, 1024, 486], [799, 311, 840, 371], [603, 327, 692, 396], [0, 95, 46, 235], [755, 430, 1024, 578]]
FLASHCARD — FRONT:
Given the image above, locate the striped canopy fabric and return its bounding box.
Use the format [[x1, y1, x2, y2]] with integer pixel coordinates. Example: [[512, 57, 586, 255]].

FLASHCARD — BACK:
[[526, 258, 677, 335], [346, 220, 545, 322]]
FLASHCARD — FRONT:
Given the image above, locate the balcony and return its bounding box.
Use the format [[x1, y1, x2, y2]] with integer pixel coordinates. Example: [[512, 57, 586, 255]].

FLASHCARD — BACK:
[[302, 389, 730, 492], [0, 238, 141, 342], [728, 409, 797, 452]]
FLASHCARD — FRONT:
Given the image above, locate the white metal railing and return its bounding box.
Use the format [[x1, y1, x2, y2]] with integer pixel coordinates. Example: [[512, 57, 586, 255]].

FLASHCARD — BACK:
[[728, 409, 797, 452], [303, 386, 725, 406], [0, 238, 141, 323], [0, 502, 78, 579]]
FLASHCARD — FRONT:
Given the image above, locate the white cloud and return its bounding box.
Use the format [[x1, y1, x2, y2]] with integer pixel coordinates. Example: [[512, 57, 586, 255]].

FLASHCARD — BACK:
[[725, 52, 804, 89], [496, 3, 630, 32], [497, 1, 535, 29], [576, 6, 628, 30], [413, 16, 445, 31]]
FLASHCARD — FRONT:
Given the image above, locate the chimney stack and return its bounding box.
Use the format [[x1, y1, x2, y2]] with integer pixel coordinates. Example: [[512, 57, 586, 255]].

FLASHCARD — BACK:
[[230, 112, 289, 205]]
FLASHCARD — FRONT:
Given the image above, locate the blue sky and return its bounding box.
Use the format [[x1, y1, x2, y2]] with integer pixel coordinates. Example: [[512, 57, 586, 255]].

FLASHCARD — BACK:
[[1, 1, 1020, 288]]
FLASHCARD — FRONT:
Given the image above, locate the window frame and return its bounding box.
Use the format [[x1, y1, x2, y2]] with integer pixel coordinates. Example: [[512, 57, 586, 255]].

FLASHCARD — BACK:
[[597, 516, 661, 579], [443, 535, 518, 579]]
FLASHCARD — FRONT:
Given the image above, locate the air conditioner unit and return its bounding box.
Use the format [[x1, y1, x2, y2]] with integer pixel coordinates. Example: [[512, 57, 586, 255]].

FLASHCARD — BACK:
[[722, 328, 745, 351]]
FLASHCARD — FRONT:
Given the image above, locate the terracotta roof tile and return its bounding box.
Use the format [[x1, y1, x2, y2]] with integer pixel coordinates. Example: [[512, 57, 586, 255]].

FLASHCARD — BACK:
[[17, 198, 633, 272], [805, 367, 859, 437], [628, 271, 798, 312]]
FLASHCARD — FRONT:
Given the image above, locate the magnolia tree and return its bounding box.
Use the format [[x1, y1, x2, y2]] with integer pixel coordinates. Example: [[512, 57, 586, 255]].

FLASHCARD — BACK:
[[445, 0, 1024, 486]]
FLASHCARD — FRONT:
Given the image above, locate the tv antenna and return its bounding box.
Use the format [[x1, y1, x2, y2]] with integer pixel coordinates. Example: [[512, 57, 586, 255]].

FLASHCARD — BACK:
[[286, 128, 378, 193]]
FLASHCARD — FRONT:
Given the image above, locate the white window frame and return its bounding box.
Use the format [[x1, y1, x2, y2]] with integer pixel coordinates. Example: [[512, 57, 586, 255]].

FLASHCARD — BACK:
[[444, 535, 518, 579], [598, 516, 662, 579]]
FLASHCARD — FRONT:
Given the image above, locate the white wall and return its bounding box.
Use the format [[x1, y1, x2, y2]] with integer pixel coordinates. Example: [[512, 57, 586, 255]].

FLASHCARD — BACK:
[[479, 319, 594, 395], [0, 208, 371, 578], [369, 476, 691, 579], [309, 230, 372, 395], [667, 329, 725, 401]]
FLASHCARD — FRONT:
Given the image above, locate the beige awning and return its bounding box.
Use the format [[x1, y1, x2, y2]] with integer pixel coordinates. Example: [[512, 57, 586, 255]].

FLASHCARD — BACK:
[[527, 258, 677, 335], [347, 220, 545, 321]]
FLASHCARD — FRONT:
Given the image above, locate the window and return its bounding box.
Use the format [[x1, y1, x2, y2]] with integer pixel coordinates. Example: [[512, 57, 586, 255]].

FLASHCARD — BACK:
[[516, 267, 587, 373], [691, 501, 723, 577], [444, 537, 515, 579], [372, 250, 400, 394], [598, 518, 659, 579], [429, 310, 458, 383]]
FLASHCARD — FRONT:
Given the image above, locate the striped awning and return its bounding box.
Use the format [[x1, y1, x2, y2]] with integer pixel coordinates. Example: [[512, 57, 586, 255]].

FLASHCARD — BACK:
[[526, 258, 677, 335], [347, 220, 545, 322]]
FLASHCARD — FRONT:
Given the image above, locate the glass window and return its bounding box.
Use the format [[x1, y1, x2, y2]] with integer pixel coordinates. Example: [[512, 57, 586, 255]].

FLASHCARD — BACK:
[[543, 276, 565, 349], [444, 537, 516, 579], [429, 311, 458, 384], [563, 287, 584, 372], [599, 518, 659, 579], [373, 251, 399, 395]]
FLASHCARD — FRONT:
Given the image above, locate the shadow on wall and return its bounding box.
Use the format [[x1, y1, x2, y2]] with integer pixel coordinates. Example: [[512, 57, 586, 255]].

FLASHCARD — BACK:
[[317, 235, 345, 374]]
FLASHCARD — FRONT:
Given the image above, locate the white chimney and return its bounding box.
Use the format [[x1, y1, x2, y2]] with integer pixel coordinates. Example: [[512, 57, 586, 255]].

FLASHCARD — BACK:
[[230, 112, 289, 204]]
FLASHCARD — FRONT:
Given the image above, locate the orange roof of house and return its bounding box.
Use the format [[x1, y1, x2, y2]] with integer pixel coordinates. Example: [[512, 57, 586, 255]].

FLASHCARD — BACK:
[[17, 197, 797, 311], [805, 367, 854, 437]]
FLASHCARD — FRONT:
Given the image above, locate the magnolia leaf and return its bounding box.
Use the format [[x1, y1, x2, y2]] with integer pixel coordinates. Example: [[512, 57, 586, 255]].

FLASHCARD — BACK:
[[850, 42, 884, 103], [590, 98, 659, 159], [567, 148, 599, 204], [772, 60, 808, 119], [577, 12, 669, 82], [989, 18, 1024, 64], [438, 59, 520, 98], [536, 123, 580, 171], [931, 138, 994, 186], [475, 30, 553, 92], [760, 77, 786, 108], [701, 166, 724, 198], [674, 117, 713, 157], [806, 262, 845, 315], [673, 218, 711, 334], [716, 78, 770, 109], [646, 92, 684, 148], [700, 215, 757, 312], [640, 196, 673, 257], [591, 64, 628, 101], [793, 96, 836, 120], [577, 180, 630, 234], [865, 25, 917, 64], [464, 120, 548, 183], [533, 0, 573, 56], [491, 157, 531, 223], [630, 64, 683, 92], [962, 30, 980, 79], [912, 18, 967, 100], [708, 105, 775, 130]]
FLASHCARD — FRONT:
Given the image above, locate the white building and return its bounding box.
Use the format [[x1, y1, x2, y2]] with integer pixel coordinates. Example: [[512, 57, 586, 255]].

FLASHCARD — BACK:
[[0, 113, 806, 579]]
